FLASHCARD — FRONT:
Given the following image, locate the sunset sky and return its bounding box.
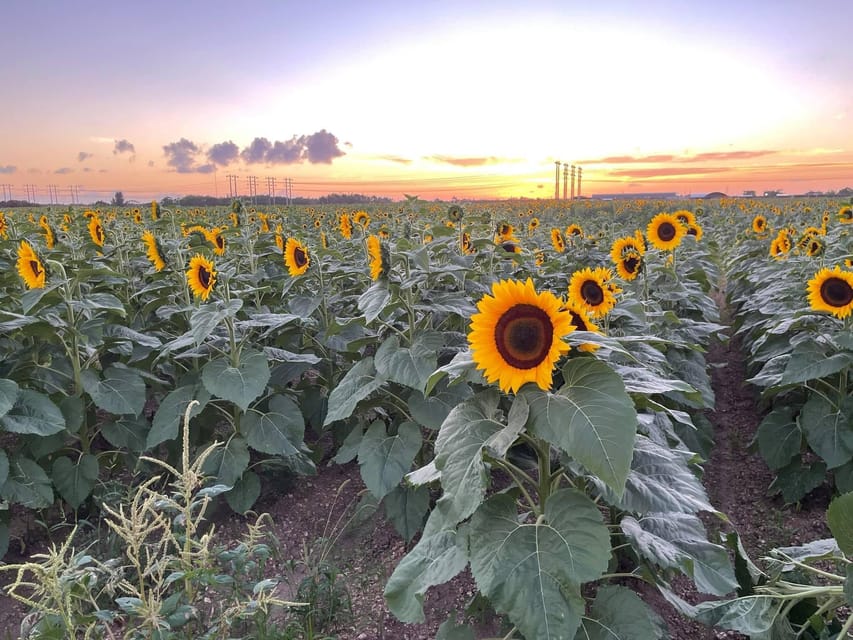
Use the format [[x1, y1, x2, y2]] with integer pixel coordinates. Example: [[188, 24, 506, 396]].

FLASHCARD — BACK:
[[2, 0, 852, 202]]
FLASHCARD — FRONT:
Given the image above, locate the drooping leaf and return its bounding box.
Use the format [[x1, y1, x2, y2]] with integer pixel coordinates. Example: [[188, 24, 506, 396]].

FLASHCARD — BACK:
[[148, 386, 208, 449], [359, 420, 422, 499], [242, 394, 304, 456], [799, 394, 853, 469], [202, 350, 270, 412], [827, 492, 853, 555], [768, 459, 827, 504], [1, 456, 53, 508], [0, 379, 19, 419], [384, 484, 430, 543], [574, 585, 667, 640], [408, 380, 473, 430], [190, 298, 243, 345], [358, 280, 391, 323], [323, 357, 386, 425], [102, 416, 149, 452], [202, 437, 250, 486], [0, 450, 9, 488], [81, 365, 146, 416], [525, 358, 636, 497], [622, 513, 737, 595], [52, 454, 99, 509], [693, 596, 783, 637], [468, 489, 609, 640], [225, 471, 261, 514], [375, 332, 443, 393], [0, 389, 65, 436], [779, 340, 853, 385], [757, 407, 802, 470]]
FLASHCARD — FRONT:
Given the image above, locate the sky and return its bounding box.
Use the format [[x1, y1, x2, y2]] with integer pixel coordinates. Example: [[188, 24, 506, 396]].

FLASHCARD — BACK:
[[2, 0, 852, 203]]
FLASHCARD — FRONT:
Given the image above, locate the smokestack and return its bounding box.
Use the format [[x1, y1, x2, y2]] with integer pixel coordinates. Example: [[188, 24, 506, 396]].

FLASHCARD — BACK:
[[554, 161, 561, 200], [577, 166, 582, 198], [562, 163, 568, 200], [570, 165, 576, 200]]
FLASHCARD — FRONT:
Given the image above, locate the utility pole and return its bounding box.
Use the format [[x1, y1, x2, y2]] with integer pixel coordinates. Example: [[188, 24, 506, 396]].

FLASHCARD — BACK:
[[577, 166, 583, 198], [265, 176, 277, 205], [286, 178, 293, 205], [0, 184, 11, 202], [226, 174, 238, 198], [554, 161, 561, 200], [48, 184, 59, 205], [570, 165, 576, 200], [25, 184, 36, 204], [246, 176, 258, 205], [562, 163, 568, 200]]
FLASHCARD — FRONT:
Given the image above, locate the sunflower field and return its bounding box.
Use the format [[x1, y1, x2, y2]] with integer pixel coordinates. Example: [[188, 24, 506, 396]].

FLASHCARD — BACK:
[[0, 196, 851, 638]]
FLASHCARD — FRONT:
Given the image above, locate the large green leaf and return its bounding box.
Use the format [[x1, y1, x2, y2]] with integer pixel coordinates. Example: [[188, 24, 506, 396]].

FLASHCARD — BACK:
[[375, 333, 442, 393], [435, 616, 475, 640], [468, 489, 609, 640], [433, 390, 504, 526], [384, 484, 429, 543], [756, 407, 802, 470], [190, 298, 243, 345], [408, 381, 473, 430], [525, 358, 636, 497], [102, 416, 149, 452], [836, 461, 853, 494], [693, 596, 783, 637], [779, 340, 853, 385], [358, 280, 391, 323], [241, 394, 304, 456], [827, 492, 853, 555], [148, 385, 209, 449], [323, 357, 386, 425], [598, 436, 713, 514], [225, 471, 261, 514], [0, 379, 19, 419], [359, 420, 421, 499], [0, 450, 9, 488], [1, 456, 53, 508], [202, 350, 270, 412], [622, 513, 737, 596], [0, 389, 65, 436], [799, 394, 853, 469], [769, 459, 827, 504], [81, 365, 146, 416], [51, 454, 99, 509], [202, 437, 250, 486], [574, 585, 666, 640], [384, 501, 469, 623]]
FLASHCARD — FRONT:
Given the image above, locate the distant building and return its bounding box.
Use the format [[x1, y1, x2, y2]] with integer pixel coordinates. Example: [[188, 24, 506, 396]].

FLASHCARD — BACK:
[[742, 190, 756, 197], [590, 192, 679, 200]]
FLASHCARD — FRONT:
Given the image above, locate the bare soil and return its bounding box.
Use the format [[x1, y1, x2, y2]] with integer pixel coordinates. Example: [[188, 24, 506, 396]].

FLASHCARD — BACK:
[[0, 333, 834, 640]]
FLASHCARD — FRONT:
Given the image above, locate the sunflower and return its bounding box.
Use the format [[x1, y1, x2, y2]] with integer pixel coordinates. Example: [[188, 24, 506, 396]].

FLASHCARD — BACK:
[[498, 239, 521, 254], [528, 217, 540, 235], [320, 231, 328, 249], [16, 240, 46, 289], [807, 266, 853, 319], [205, 227, 226, 256], [229, 212, 240, 227], [550, 228, 565, 253], [258, 213, 271, 233], [366, 234, 388, 280], [806, 237, 823, 257], [685, 223, 703, 241], [634, 230, 647, 252], [566, 223, 583, 238], [568, 267, 618, 317], [39, 217, 56, 249], [448, 204, 463, 221], [133, 210, 142, 224], [141, 230, 167, 271], [534, 249, 545, 266], [615, 250, 643, 281], [752, 214, 768, 234], [186, 254, 216, 301], [646, 213, 686, 251], [564, 299, 601, 352], [769, 235, 790, 260], [339, 213, 352, 239], [610, 235, 645, 264], [461, 231, 475, 254], [844, 258, 852, 269], [839, 205, 853, 224], [88, 216, 105, 247], [353, 210, 370, 228], [379, 226, 390, 239], [284, 238, 310, 277], [496, 222, 514, 240], [151, 201, 160, 221], [468, 278, 574, 393], [0, 212, 8, 239], [674, 209, 696, 226]]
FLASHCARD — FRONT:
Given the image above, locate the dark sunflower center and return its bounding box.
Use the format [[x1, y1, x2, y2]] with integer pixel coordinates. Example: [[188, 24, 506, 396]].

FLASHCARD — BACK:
[[30, 260, 42, 277], [198, 266, 211, 288], [624, 256, 640, 273], [580, 280, 605, 306], [820, 277, 853, 308], [501, 241, 517, 253], [494, 304, 553, 369], [569, 310, 588, 331], [96, 225, 104, 242], [294, 247, 308, 267], [657, 222, 676, 242], [756, 219, 765, 230], [216, 236, 224, 249], [687, 226, 697, 236]]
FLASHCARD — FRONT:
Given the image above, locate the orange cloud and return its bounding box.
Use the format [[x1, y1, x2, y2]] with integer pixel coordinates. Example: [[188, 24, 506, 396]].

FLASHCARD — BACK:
[[608, 167, 731, 178], [427, 155, 508, 167]]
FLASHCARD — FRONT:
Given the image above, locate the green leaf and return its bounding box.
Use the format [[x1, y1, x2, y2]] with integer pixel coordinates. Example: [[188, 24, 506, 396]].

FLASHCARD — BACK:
[[81, 365, 146, 416], [358, 280, 391, 323], [384, 484, 429, 543], [525, 358, 636, 497], [359, 420, 422, 499], [202, 437, 250, 486], [769, 459, 827, 504], [436, 616, 475, 640], [0, 379, 19, 419], [827, 492, 853, 555], [0, 450, 9, 488], [408, 381, 473, 430], [242, 394, 304, 456], [835, 461, 853, 494], [424, 350, 479, 397], [101, 416, 149, 452], [148, 386, 208, 449], [384, 501, 469, 623], [779, 340, 853, 385], [799, 394, 853, 469], [599, 436, 713, 514], [693, 596, 782, 636], [433, 390, 504, 525], [202, 350, 270, 412], [323, 357, 386, 425], [757, 407, 802, 470], [225, 471, 261, 514], [190, 298, 243, 344], [59, 395, 84, 435], [622, 514, 737, 596], [469, 489, 609, 640], [51, 454, 99, 509], [1, 456, 53, 508], [845, 565, 852, 607], [333, 424, 363, 464], [80, 292, 126, 315], [375, 332, 442, 393], [0, 389, 65, 436], [574, 585, 666, 640]]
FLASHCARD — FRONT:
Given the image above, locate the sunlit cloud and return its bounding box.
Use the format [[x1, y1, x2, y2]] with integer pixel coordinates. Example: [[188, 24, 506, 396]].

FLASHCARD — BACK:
[[77, 151, 93, 162], [163, 138, 215, 173], [113, 139, 136, 155], [427, 155, 509, 167], [239, 130, 345, 165], [608, 167, 731, 178], [207, 141, 240, 166], [54, 167, 73, 175]]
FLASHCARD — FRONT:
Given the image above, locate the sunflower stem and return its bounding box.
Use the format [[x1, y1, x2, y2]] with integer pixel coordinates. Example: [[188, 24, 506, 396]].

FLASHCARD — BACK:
[[535, 437, 552, 510]]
